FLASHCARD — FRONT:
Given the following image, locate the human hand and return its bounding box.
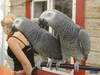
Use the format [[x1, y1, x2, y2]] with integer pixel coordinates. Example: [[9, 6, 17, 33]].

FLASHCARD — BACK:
[[14, 70, 26, 75]]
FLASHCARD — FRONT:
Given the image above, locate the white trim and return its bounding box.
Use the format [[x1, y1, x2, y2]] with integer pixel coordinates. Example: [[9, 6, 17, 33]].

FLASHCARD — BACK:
[[47, 0, 55, 34], [31, 0, 35, 20], [72, 0, 76, 23], [31, 0, 47, 20], [4, 0, 10, 15], [42, 67, 72, 75], [47, 0, 55, 10]]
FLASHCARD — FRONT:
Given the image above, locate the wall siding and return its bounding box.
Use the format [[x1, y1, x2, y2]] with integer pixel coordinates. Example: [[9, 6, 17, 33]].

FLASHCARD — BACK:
[[85, 0, 100, 66], [10, 0, 25, 17]]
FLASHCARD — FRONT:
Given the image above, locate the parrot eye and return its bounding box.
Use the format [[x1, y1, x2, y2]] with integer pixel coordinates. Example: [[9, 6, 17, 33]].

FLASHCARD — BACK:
[[45, 12, 52, 17]]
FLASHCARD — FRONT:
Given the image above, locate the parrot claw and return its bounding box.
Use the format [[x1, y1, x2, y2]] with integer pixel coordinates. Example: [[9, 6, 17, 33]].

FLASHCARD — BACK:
[[74, 61, 80, 72], [36, 62, 42, 70], [55, 61, 63, 70], [46, 58, 53, 70], [35, 56, 43, 70]]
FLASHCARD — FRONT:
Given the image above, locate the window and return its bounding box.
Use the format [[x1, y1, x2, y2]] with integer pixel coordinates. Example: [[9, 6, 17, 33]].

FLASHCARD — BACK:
[[32, 0, 73, 31], [55, 0, 72, 18], [34, 1, 47, 18], [32, 0, 49, 31]]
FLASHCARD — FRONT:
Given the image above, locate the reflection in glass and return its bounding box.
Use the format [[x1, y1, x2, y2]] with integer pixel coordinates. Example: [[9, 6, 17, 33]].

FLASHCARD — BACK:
[[55, 0, 72, 18], [34, 1, 47, 18]]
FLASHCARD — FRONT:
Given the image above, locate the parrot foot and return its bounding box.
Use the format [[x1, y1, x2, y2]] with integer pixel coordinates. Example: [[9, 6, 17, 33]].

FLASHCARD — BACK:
[[74, 61, 80, 72], [46, 58, 54, 70], [35, 56, 43, 70], [55, 60, 63, 70]]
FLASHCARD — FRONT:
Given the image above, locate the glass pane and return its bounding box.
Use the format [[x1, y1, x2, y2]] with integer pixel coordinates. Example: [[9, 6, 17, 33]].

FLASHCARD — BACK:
[[34, 1, 47, 18], [55, 0, 72, 18]]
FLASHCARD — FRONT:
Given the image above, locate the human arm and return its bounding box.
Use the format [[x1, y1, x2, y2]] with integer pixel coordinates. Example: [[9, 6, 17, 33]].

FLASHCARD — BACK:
[[8, 37, 32, 75]]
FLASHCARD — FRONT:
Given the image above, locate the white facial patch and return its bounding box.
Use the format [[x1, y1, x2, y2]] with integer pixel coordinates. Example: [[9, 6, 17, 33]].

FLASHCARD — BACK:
[[12, 18, 23, 28], [40, 10, 56, 23]]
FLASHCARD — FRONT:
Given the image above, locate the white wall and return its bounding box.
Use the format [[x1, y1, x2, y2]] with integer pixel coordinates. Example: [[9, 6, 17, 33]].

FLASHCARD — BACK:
[[0, 0, 8, 67], [0, 0, 5, 66]]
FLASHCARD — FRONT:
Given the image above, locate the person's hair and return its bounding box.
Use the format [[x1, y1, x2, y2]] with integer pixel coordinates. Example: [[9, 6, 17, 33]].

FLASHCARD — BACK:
[[1, 14, 15, 26], [1, 15, 16, 40]]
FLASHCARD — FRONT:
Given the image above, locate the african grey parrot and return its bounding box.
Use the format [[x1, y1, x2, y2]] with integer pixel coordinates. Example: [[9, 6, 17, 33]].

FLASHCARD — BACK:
[[12, 17, 62, 69], [39, 9, 90, 71]]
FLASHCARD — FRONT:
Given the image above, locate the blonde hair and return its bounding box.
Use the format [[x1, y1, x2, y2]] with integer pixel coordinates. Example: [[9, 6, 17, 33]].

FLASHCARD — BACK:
[[1, 15, 16, 39], [1, 14, 15, 27]]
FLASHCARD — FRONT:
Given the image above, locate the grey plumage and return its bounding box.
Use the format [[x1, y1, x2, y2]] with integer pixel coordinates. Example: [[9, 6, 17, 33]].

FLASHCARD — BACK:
[[78, 29, 90, 59], [39, 9, 90, 66], [12, 17, 62, 61]]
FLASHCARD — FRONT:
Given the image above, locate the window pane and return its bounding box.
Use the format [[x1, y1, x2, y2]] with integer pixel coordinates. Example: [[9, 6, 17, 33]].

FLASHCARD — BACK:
[[55, 0, 72, 18], [34, 1, 47, 18]]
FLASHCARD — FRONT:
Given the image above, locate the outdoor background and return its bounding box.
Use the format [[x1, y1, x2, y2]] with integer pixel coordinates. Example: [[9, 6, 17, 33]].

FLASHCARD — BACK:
[[0, 0, 100, 75]]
